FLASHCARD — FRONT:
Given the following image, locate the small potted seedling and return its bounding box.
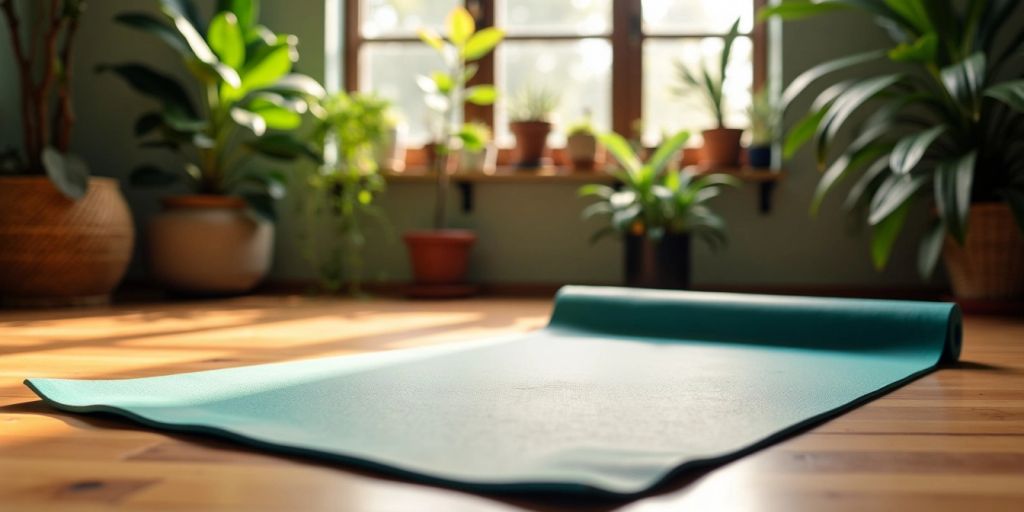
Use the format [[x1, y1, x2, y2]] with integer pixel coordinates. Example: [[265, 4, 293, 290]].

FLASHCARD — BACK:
[[509, 85, 559, 168], [747, 87, 777, 169], [457, 122, 495, 174], [673, 18, 743, 167], [565, 115, 600, 171]]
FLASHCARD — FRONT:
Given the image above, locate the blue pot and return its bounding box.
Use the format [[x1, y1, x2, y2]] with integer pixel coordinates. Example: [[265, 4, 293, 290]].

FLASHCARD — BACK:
[[748, 146, 772, 169]]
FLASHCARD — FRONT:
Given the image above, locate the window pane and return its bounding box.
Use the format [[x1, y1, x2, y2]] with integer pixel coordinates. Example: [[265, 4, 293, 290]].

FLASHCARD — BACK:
[[499, 0, 612, 36], [642, 37, 752, 146], [642, 0, 754, 34], [360, 0, 459, 38], [360, 43, 444, 145], [496, 39, 612, 146]]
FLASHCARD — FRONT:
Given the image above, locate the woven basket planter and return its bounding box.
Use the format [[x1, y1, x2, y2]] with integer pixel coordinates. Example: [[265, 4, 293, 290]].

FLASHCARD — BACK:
[[0, 176, 134, 306], [943, 202, 1024, 300]]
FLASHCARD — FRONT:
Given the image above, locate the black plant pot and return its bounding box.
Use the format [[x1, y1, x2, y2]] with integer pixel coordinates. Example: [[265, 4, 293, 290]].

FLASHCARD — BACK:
[[748, 145, 772, 169], [624, 233, 691, 289]]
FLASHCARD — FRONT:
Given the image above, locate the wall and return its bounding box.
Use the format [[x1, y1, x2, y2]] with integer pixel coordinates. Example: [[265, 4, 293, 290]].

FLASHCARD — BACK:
[[1, 1, 940, 289]]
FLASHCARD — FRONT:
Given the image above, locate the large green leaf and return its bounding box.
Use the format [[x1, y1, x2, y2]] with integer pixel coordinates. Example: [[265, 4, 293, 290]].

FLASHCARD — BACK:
[[596, 132, 641, 179], [41, 147, 89, 200], [871, 201, 910, 270], [464, 27, 504, 61], [889, 125, 946, 174], [888, 32, 937, 63], [816, 73, 904, 164], [933, 151, 976, 243], [248, 96, 302, 130], [917, 220, 945, 278], [247, 134, 319, 161], [217, 0, 258, 30], [940, 52, 985, 103], [465, 85, 497, 106], [259, 73, 326, 99], [115, 13, 189, 55], [647, 131, 690, 175], [160, 0, 204, 33], [758, 0, 848, 21], [99, 63, 197, 117], [868, 172, 926, 225], [779, 50, 885, 109], [242, 42, 294, 91], [208, 12, 245, 69], [783, 107, 827, 158], [445, 7, 474, 47], [843, 157, 891, 212], [230, 107, 267, 136], [984, 80, 1024, 112], [812, 143, 890, 216]]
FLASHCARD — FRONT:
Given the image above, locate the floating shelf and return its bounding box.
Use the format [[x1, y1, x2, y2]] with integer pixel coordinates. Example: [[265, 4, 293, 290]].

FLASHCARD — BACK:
[[383, 166, 783, 213]]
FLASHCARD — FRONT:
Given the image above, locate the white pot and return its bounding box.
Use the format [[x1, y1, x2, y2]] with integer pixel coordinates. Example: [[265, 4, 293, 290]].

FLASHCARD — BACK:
[[148, 195, 273, 294], [458, 143, 497, 174], [567, 133, 598, 170], [375, 126, 405, 172]]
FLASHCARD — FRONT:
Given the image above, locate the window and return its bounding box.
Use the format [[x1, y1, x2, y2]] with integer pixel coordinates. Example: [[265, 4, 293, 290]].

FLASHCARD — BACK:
[[345, 0, 765, 149]]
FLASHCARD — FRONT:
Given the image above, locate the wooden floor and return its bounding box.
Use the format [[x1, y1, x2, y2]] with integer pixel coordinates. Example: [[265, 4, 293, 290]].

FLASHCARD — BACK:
[[1, 296, 1022, 511]]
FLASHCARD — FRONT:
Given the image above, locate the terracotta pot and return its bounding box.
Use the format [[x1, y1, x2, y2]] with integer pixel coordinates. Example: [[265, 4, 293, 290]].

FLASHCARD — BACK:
[[148, 195, 273, 295], [567, 133, 598, 171], [624, 233, 691, 290], [943, 202, 1024, 300], [680, 147, 703, 168], [0, 176, 134, 306], [701, 128, 743, 167], [403, 230, 475, 285], [510, 121, 552, 168]]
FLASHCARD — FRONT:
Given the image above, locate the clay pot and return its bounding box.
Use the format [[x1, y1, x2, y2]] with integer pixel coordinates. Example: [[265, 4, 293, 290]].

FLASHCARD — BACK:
[[403, 230, 476, 295], [680, 147, 703, 168], [510, 121, 552, 168], [0, 176, 134, 306], [701, 128, 743, 167], [943, 202, 1024, 300], [148, 195, 273, 295], [567, 133, 599, 171]]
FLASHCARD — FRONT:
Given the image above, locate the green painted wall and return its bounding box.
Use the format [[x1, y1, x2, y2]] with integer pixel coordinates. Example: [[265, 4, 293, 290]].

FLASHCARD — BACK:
[[1, 1, 941, 289]]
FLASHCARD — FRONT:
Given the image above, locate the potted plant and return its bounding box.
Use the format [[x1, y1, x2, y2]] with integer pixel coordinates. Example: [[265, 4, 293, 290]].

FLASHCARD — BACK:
[[566, 115, 601, 171], [299, 91, 391, 295], [673, 18, 743, 167], [408, 7, 503, 297], [374, 112, 406, 173], [0, 0, 135, 306], [509, 85, 559, 168], [763, 0, 1024, 300], [456, 122, 496, 174], [579, 131, 739, 289], [109, 0, 322, 295], [747, 87, 777, 169]]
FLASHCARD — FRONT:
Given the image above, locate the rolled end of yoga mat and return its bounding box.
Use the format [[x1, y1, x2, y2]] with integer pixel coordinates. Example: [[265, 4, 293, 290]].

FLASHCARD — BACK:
[[25, 286, 963, 497]]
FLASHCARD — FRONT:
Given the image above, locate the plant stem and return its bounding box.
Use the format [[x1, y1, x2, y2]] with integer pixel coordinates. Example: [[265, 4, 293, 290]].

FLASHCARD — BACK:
[[53, 9, 79, 152]]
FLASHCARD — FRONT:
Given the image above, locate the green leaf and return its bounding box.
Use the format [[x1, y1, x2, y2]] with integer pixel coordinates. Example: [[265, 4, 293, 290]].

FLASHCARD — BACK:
[[99, 63, 197, 117], [868, 172, 926, 225], [780, 50, 885, 109], [259, 73, 326, 99], [130, 165, 180, 187], [917, 220, 945, 279], [940, 52, 985, 103], [889, 125, 946, 175], [246, 134, 319, 161], [431, 71, 453, 94], [783, 108, 827, 158], [812, 144, 890, 216], [208, 12, 245, 69], [242, 42, 294, 91], [160, 0, 205, 33], [871, 201, 910, 270], [41, 147, 89, 200], [888, 32, 937, 62], [816, 74, 904, 164], [464, 27, 504, 60], [596, 132, 641, 178], [984, 80, 1024, 112], [933, 151, 976, 243], [230, 107, 267, 136], [843, 157, 891, 212], [217, 0, 258, 29], [465, 85, 497, 105], [115, 13, 189, 55], [446, 7, 475, 47], [248, 98, 302, 130], [417, 28, 445, 53], [758, 0, 848, 21], [578, 184, 615, 199], [648, 131, 690, 175]]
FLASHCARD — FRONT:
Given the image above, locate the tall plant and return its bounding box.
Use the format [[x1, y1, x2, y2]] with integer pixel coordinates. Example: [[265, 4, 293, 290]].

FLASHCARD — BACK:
[[0, 0, 89, 199], [300, 92, 392, 294], [417, 7, 503, 229], [107, 0, 323, 219], [672, 18, 742, 129], [579, 131, 739, 246], [762, 0, 1024, 276]]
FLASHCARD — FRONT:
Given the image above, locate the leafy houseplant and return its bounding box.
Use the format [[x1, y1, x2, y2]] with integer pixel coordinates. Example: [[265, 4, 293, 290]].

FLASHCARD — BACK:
[[509, 85, 560, 168], [456, 122, 495, 173], [0, 0, 134, 305], [579, 131, 739, 289], [299, 92, 391, 295], [763, 0, 1024, 299], [566, 116, 600, 171], [747, 87, 778, 169], [673, 17, 744, 167], [405, 7, 503, 297], [110, 0, 323, 294]]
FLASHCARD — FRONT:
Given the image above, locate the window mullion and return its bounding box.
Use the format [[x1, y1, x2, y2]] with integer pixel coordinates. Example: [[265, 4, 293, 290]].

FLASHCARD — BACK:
[[611, 0, 642, 137], [465, 0, 496, 129]]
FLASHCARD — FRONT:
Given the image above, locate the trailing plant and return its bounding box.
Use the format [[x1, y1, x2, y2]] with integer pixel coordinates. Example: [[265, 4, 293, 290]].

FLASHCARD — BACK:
[[761, 0, 1024, 276], [509, 84, 560, 122], [579, 131, 739, 246], [672, 17, 742, 129], [748, 87, 779, 146], [0, 0, 90, 199], [417, 7, 504, 229], [299, 92, 391, 294], [108, 0, 324, 220]]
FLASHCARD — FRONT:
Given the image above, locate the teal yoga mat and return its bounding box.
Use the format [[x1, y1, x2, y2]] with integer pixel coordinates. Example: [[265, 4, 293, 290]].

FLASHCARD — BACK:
[[26, 286, 961, 497]]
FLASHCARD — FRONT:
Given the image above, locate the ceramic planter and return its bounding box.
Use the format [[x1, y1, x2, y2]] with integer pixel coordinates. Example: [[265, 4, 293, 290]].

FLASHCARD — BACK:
[[567, 133, 599, 171], [403, 230, 476, 297], [0, 176, 134, 306], [510, 121, 552, 168], [148, 195, 273, 295], [748, 145, 772, 169], [624, 233, 691, 289], [701, 128, 743, 167], [943, 202, 1024, 300], [374, 125, 405, 172], [457, 144, 497, 174]]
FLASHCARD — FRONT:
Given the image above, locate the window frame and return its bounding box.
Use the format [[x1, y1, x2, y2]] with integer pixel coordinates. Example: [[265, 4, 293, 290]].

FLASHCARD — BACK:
[[345, 0, 767, 147]]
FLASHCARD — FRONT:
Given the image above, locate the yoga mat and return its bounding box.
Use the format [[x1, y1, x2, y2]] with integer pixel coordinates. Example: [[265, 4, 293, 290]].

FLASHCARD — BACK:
[[26, 286, 961, 497]]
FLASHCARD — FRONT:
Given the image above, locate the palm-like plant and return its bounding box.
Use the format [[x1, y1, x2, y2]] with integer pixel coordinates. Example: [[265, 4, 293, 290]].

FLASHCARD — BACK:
[[762, 0, 1024, 276], [579, 131, 739, 247], [107, 0, 324, 219], [672, 18, 742, 129]]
